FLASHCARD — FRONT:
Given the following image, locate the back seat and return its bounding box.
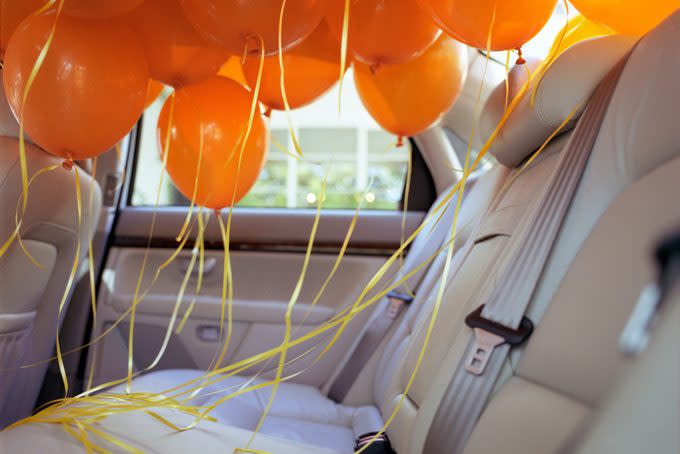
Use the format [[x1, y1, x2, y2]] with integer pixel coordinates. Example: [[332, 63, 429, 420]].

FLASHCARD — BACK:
[[1, 10, 679, 453], [96, 148, 508, 454], [380, 34, 637, 453]]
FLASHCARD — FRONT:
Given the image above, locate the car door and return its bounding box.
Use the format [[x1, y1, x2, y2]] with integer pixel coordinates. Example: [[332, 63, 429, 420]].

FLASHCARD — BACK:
[[82, 79, 435, 390]]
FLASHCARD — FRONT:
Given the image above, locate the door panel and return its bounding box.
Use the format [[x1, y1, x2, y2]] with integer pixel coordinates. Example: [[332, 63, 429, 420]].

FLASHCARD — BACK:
[[88, 246, 395, 388], [83, 85, 435, 394]]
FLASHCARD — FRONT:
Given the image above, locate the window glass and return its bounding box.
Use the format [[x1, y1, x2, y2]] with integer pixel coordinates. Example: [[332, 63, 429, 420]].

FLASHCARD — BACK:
[[130, 70, 411, 210], [367, 131, 410, 209], [296, 128, 358, 209]]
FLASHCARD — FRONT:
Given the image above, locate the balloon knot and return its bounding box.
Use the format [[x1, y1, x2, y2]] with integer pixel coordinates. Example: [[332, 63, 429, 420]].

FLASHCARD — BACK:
[[214, 209, 221, 218], [396, 136, 404, 147], [515, 48, 526, 66], [243, 35, 261, 60], [264, 107, 272, 118], [370, 63, 382, 75], [62, 158, 74, 171]]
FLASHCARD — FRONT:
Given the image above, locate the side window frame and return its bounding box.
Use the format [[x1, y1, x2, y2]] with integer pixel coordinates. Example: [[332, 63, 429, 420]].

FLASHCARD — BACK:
[[117, 89, 437, 251]]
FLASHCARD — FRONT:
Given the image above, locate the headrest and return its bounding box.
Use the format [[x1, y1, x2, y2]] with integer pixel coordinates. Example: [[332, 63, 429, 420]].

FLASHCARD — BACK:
[[0, 72, 21, 139], [480, 35, 638, 167]]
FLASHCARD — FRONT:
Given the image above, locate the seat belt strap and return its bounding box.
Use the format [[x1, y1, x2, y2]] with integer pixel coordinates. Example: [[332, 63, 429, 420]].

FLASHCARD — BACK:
[[327, 191, 460, 403], [424, 55, 631, 454], [328, 291, 413, 402]]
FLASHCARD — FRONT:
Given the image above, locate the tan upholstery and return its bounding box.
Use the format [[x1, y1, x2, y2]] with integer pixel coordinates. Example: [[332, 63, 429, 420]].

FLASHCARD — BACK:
[[572, 272, 680, 454], [0, 407, 341, 454], [461, 11, 680, 454], [394, 133, 566, 453], [100, 164, 508, 452], [383, 19, 676, 453], [481, 35, 637, 167], [0, 74, 102, 427], [1, 10, 679, 453]]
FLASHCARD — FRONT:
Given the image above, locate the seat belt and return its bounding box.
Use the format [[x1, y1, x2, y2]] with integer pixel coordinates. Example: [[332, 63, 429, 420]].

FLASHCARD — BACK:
[[328, 189, 461, 403], [424, 54, 632, 454], [328, 290, 413, 402], [355, 431, 396, 454]]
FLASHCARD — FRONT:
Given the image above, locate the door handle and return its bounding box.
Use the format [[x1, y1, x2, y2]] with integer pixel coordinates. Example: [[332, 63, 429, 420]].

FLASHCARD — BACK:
[[176, 256, 217, 277]]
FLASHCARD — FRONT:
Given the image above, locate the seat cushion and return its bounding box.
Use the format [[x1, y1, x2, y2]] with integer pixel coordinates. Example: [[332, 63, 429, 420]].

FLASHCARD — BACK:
[[113, 369, 383, 453], [0, 407, 342, 454]]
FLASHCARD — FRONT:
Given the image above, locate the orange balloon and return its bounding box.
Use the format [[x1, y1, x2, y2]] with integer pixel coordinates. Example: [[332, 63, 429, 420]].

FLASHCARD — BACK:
[[420, 0, 557, 51], [180, 0, 325, 56], [63, 0, 144, 18], [241, 22, 342, 111], [126, 0, 231, 88], [570, 0, 680, 36], [2, 13, 148, 160], [158, 77, 268, 209], [325, 0, 440, 65], [354, 36, 467, 137], [0, 0, 44, 57], [145, 80, 165, 108], [218, 56, 249, 87]]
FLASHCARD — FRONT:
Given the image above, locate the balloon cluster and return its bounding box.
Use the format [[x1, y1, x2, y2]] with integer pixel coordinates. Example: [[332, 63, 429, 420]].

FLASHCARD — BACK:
[[1, 0, 675, 209]]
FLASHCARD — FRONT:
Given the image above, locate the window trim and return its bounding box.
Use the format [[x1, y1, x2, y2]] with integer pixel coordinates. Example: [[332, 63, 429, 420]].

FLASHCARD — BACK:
[[117, 118, 434, 251], [126, 111, 432, 212], [114, 205, 425, 251]]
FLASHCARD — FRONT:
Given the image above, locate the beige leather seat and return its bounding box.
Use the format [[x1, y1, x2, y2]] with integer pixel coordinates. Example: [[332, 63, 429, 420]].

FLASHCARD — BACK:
[[100, 154, 510, 453], [0, 76, 102, 428], [455, 12, 679, 452], [2, 10, 679, 453], [568, 233, 680, 454]]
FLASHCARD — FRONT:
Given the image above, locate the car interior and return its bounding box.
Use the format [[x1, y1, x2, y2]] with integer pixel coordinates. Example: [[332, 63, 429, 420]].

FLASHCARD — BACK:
[[0, 1, 678, 453]]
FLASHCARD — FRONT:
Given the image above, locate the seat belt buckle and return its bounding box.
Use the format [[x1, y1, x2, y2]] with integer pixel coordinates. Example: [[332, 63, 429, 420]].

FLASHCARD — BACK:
[[463, 305, 534, 376], [619, 283, 660, 355], [354, 432, 396, 453], [621, 232, 680, 355], [385, 290, 413, 319]]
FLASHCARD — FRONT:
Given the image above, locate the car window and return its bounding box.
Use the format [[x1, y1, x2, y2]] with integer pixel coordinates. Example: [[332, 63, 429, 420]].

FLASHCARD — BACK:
[[130, 70, 411, 211]]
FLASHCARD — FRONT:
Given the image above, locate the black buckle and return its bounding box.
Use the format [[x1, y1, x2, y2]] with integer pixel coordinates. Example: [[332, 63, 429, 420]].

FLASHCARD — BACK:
[[354, 432, 396, 453], [465, 304, 534, 346], [386, 290, 414, 305], [656, 231, 680, 303]]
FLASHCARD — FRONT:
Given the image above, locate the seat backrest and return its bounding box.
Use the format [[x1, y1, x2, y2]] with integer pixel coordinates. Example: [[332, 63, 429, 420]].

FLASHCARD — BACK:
[[463, 13, 680, 453], [570, 246, 680, 454], [0, 76, 102, 427], [369, 164, 508, 408], [334, 158, 508, 405], [416, 11, 680, 454], [363, 32, 643, 453]]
